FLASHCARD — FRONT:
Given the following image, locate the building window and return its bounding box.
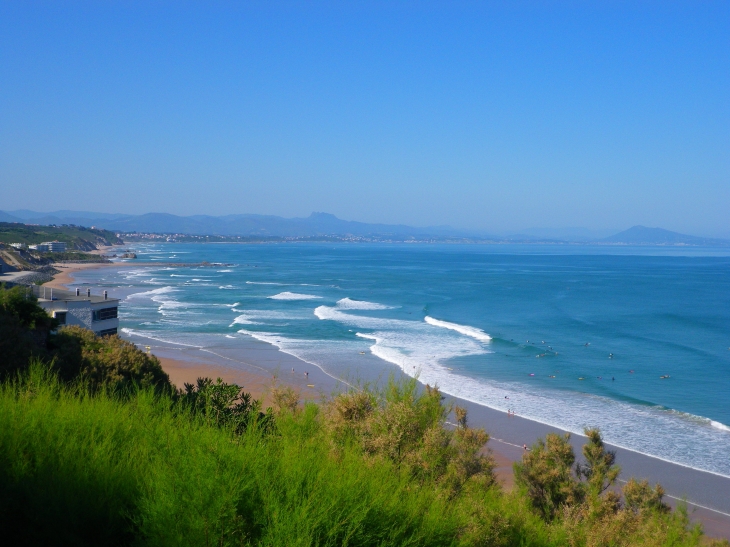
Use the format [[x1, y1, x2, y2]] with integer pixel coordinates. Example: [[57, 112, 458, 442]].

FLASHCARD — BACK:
[[92, 307, 118, 321], [96, 328, 118, 337], [54, 312, 67, 324]]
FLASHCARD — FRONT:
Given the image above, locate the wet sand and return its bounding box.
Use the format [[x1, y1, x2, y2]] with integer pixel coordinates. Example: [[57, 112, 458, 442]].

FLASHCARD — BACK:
[[46, 262, 730, 540]]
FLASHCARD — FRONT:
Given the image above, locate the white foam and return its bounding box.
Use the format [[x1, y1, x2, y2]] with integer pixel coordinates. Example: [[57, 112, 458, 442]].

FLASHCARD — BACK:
[[217, 269, 233, 273], [230, 314, 262, 326], [219, 285, 236, 289], [229, 309, 308, 326], [225, 334, 236, 339], [120, 328, 204, 348], [336, 297, 394, 310], [354, 328, 730, 477], [126, 286, 177, 299], [424, 316, 492, 343], [268, 292, 322, 300], [246, 281, 284, 285]]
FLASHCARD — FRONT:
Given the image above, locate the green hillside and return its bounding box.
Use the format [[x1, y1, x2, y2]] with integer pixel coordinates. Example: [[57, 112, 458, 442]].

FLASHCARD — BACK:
[[0, 222, 122, 250]]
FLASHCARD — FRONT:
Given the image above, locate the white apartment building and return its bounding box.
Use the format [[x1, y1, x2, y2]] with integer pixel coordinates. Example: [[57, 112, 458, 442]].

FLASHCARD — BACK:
[[28, 241, 67, 252], [32, 285, 119, 336]]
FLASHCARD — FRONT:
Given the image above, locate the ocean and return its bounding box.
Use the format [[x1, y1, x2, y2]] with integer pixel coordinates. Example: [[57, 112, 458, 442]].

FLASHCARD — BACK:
[[70, 242, 730, 477]]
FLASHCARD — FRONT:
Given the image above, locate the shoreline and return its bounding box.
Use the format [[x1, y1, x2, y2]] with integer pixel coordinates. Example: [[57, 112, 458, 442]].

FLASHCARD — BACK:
[[151, 342, 729, 538], [44, 261, 730, 539]]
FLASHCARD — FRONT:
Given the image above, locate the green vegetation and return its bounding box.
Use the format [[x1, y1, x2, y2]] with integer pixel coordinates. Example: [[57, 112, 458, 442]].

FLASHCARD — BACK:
[[0, 285, 169, 390], [37, 250, 112, 262], [0, 221, 122, 250], [0, 284, 727, 547]]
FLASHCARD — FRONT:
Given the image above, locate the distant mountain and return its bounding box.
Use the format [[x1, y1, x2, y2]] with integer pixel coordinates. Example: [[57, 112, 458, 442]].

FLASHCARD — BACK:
[[601, 226, 730, 246], [1, 210, 467, 239], [7, 209, 129, 221], [0, 211, 22, 223]]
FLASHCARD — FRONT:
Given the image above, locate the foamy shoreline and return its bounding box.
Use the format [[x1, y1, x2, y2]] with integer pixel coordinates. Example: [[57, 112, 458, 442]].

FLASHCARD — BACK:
[[43, 260, 730, 539]]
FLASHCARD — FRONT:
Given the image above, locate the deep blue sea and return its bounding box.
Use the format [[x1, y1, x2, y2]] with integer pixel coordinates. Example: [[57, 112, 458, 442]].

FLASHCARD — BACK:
[[71, 243, 730, 477]]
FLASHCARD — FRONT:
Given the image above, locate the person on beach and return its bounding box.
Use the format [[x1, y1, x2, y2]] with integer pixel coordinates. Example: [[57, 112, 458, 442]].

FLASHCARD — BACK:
[[523, 444, 528, 451]]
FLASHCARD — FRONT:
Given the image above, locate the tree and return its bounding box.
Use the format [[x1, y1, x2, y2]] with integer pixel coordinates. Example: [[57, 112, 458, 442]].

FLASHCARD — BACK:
[[513, 433, 584, 520], [578, 427, 621, 497]]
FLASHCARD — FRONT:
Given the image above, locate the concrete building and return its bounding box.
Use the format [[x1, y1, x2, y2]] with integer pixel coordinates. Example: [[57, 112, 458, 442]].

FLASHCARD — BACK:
[[43, 241, 67, 252], [31, 285, 119, 336], [28, 241, 67, 252], [10, 243, 28, 250]]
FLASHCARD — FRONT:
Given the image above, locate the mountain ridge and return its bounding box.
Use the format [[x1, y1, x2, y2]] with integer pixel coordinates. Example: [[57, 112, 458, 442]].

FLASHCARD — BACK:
[[2, 211, 728, 245]]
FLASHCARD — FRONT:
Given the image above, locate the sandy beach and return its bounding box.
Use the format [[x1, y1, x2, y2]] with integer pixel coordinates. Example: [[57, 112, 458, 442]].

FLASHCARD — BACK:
[[42, 261, 730, 540]]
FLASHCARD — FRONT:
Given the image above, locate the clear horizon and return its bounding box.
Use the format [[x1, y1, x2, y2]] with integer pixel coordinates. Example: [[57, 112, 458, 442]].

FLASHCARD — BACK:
[[1, 2, 728, 238]]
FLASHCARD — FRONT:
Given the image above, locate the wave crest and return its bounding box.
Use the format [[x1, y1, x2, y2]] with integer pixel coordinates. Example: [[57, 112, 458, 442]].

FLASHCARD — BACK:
[[268, 292, 322, 300], [336, 298, 393, 310], [424, 316, 492, 343]]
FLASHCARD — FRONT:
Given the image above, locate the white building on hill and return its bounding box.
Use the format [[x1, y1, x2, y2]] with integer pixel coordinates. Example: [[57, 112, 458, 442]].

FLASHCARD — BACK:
[[31, 285, 119, 336]]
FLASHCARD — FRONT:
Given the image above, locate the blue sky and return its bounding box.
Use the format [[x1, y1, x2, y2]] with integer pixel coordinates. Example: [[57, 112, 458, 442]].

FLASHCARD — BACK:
[[1, 1, 728, 236]]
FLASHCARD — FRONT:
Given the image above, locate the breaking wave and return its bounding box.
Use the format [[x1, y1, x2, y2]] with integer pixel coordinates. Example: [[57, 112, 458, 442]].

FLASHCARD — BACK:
[[424, 316, 492, 343]]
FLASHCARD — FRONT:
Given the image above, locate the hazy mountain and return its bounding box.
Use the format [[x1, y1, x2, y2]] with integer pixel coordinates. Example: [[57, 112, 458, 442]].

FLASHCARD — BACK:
[[4, 210, 727, 245], [601, 226, 729, 246], [8, 209, 130, 221], [0, 211, 22, 223], [0, 210, 466, 239]]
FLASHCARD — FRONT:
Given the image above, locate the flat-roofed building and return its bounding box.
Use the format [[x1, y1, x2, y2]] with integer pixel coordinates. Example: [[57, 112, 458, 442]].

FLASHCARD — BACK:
[[29, 243, 50, 252], [31, 285, 119, 336], [41, 241, 67, 252]]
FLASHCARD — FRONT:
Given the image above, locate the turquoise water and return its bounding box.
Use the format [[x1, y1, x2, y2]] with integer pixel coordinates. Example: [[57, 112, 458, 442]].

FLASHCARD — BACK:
[[72, 243, 730, 477]]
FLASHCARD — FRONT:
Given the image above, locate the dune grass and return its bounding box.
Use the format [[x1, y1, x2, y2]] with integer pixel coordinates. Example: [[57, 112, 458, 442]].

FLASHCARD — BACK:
[[0, 365, 724, 547]]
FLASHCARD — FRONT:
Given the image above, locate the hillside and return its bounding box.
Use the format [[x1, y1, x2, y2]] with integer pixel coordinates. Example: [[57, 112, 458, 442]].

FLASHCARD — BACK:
[[0, 222, 122, 250], [601, 226, 729, 246], [3, 210, 465, 239]]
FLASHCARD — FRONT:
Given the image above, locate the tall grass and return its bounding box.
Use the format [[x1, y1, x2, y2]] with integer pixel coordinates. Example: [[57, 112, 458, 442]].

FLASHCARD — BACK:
[[0, 364, 723, 547], [0, 365, 463, 546]]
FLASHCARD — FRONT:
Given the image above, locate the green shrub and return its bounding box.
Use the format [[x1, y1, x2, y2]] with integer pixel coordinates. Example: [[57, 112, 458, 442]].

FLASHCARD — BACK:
[[0, 363, 720, 547], [0, 284, 56, 378], [51, 325, 171, 392]]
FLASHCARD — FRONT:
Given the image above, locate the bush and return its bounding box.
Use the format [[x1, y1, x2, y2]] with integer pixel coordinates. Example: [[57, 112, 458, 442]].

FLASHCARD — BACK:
[[51, 325, 171, 392], [325, 377, 495, 496], [0, 284, 56, 378]]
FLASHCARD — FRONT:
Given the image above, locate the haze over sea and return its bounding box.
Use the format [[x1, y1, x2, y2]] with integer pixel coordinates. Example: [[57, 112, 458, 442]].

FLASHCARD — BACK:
[[72, 243, 730, 477]]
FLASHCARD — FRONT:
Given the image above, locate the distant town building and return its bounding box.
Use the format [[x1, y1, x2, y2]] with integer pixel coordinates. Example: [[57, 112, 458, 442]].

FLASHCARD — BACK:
[[30, 285, 119, 336], [43, 241, 67, 252], [9, 243, 28, 250], [28, 241, 67, 252]]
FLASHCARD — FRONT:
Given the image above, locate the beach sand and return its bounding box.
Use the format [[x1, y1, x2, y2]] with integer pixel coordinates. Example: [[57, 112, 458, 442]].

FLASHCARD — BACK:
[[44, 261, 121, 290], [43, 261, 730, 540]]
